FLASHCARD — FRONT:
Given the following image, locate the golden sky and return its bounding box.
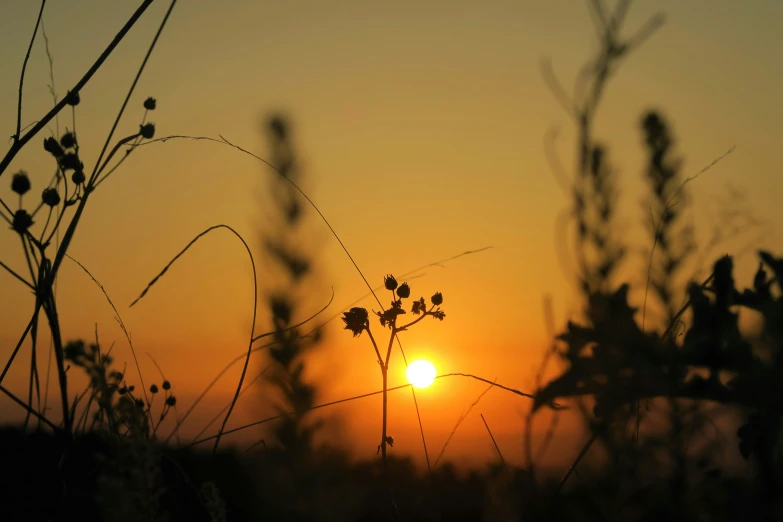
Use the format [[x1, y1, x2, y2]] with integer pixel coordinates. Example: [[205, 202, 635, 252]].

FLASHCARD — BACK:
[[0, 0, 781, 470]]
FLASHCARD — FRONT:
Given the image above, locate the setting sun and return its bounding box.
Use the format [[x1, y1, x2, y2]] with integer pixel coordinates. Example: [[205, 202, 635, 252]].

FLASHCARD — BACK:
[[406, 360, 437, 388]]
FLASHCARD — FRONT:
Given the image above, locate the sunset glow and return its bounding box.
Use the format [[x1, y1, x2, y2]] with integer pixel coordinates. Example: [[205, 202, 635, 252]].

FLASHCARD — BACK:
[[406, 360, 436, 388]]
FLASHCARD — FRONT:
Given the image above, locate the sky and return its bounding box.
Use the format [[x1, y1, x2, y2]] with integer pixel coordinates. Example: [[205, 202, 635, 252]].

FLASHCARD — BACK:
[[0, 0, 781, 470]]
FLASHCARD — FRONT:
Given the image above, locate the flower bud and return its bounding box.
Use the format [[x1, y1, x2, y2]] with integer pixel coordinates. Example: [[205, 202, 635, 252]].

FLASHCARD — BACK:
[[60, 132, 77, 149], [66, 90, 80, 106], [71, 170, 86, 185], [431, 292, 443, 306], [44, 137, 64, 158], [12, 210, 33, 233], [396, 283, 410, 299], [60, 153, 81, 171], [140, 123, 155, 139], [11, 171, 31, 195], [384, 274, 398, 291], [143, 97, 157, 110], [42, 188, 60, 207]]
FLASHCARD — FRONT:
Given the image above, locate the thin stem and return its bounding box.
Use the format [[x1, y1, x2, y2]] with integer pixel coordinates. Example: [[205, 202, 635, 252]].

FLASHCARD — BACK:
[[0, 384, 57, 431], [91, 0, 177, 186], [552, 433, 598, 501], [0, 258, 35, 290], [397, 306, 437, 331], [480, 413, 508, 472], [41, 296, 71, 435], [191, 372, 544, 447], [16, 1, 47, 141], [0, 310, 39, 386], [381, 365, 389, 469], [139, 134, 385, 310], [128, 224, 257, 455], [365, 326, 384, 367]]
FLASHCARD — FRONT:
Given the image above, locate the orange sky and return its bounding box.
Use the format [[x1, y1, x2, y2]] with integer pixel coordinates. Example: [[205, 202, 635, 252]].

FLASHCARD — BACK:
[[0, 0, 781, 470]]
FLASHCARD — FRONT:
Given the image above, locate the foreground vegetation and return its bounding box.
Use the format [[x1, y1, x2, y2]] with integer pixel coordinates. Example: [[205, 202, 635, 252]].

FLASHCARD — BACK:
[[1, 1, 780, 520]]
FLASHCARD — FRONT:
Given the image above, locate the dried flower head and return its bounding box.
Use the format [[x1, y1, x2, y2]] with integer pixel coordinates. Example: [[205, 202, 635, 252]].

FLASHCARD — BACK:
[[42, 188, 60, 207], [150, 384, 159, 394], [60, 132, 76, 149], [384, 274, 398, 291], [12, 210, 33, 233], [140, 123, 155, 139], [342, 307, 369, 337], [11, 171, 31, 196], [162, 380, 171, 391], [144, 97, 157, 110], [396, 283, 410, 299], [43, 136, 64, 158], [165, 396, 177, 407], [431, 292, 443, 306]]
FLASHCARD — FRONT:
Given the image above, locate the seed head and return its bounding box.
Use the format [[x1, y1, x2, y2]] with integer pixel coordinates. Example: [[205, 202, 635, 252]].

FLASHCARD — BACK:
[[162, 380, 171, 391], [140, 123, 155, 139], [71, 170, 86, 185], [165, 396, 177, 407], [60, 153, 81, 171], [11, 171, 31, 196], [143, 97, 157, 110], [66, 90, 80, 106], [135, 398, 145, 408], [384, 275, 398, 291], [60, 132, 77, 149], [12, 210, 33, 233], [128, 385, 135, 392], [118, 386, 127, 395], [431, 292, 443, 306], [42, 188, 61, 207], [44, 137, 64, 158], [342, 307, 369, 337], [396, 283, 410, 299], [150, 384, 159, 394]]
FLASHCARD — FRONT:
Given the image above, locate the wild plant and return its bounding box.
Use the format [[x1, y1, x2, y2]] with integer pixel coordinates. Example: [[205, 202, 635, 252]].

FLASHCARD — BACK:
[[0, 0, 176, 440], [259, 115, 323, 460], [530, 1, 778, 519], [341, 278, 445, 473]]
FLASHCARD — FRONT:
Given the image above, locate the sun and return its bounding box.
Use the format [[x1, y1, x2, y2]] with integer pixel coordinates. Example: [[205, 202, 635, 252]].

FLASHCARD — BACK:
[[406, 359, 437, 388]]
